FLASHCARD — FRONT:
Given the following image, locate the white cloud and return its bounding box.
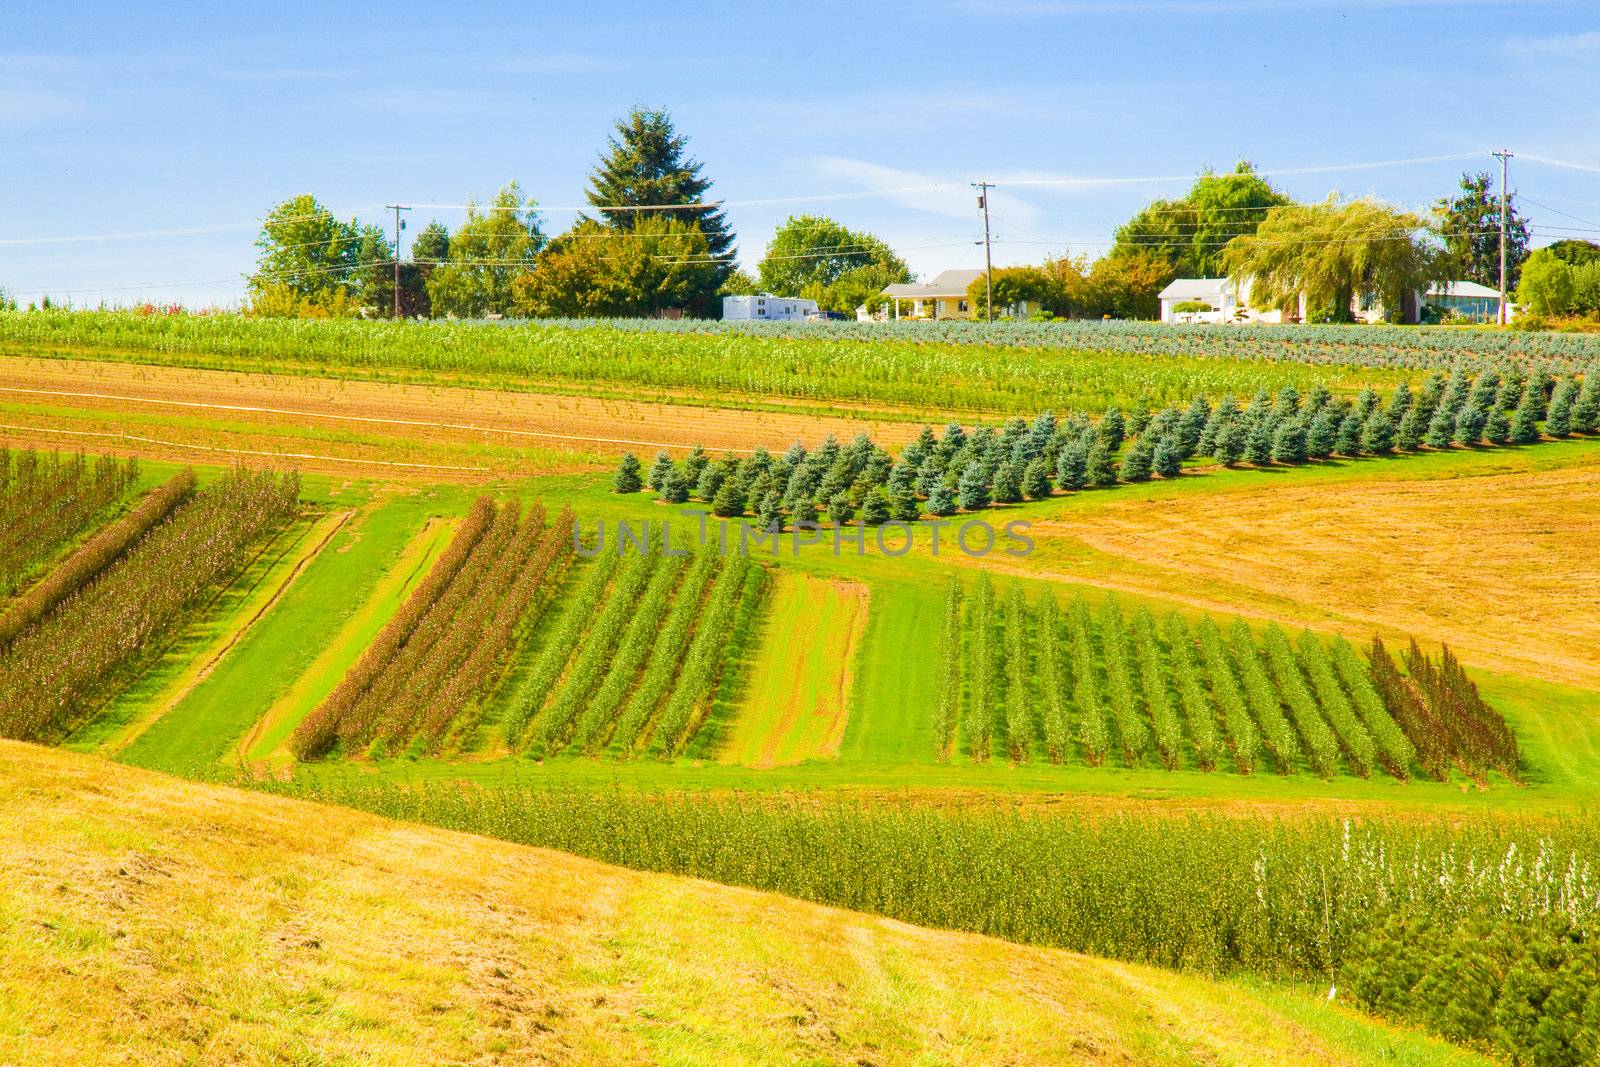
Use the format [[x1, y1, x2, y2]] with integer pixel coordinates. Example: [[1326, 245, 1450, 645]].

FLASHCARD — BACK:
[[0, 88, 88, 127], [803, 156, 1043, 225], [1507, 31, 1600, 54]]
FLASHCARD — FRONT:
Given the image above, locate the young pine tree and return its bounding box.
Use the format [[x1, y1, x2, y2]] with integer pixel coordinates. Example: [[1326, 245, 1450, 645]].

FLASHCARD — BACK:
[[926, 481, 958, 517], [1086, 440, 1119, 487], [756, 489, 784, 531], [1572, 374, 1600, 434], [861, 487, 892, 526], [1021, 457, 1053, 500], [1454, 401, 1488, 446], [647, 450, 674, 492], [957, 462, 992, 511], [1396, 403, 1427, 451], [1361, 409, 1396, 454], [828, 492, 854, 526], [1244, 417, 1274, 465], [711, 476, 746, 518], [1335, 411, 1363, 456], [1098, 407, 1126, 451], [613, 452, 643, 493], [1485, 405, 1512, 445], [1546, 377, 1577, 438], [1119, 439, 1154, 482], [1176, 397, 1210, 457], [1306, 409, 1339, 459], [892, 483, 922, 522], [1151, 437, 1183, 478], [991, 458, 1024, 504], [1056, 443, 1089, 490], [1215, 422, 1247, 467], [661, 467, 691, 504], [1271, 418, 1308, 464], [1510, 383, 1543, 444]]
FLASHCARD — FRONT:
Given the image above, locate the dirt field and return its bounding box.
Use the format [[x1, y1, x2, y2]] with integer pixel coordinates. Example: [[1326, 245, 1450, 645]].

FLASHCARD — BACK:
[[1028, 461, 1600, 688], [0, 355, 929, 477]]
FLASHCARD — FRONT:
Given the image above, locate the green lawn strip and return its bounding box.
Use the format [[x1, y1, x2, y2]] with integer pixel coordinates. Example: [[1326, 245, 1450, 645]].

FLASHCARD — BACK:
[[1237, 979, 1495, 1067], [117, 489, 464, 772], [242, 512, 458, 766], [93, 507, 353, 756], [64, 509, 323, 753]]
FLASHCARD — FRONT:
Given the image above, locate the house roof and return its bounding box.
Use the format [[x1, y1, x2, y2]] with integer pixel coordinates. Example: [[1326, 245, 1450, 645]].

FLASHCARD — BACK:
[[882, 269, 986, 299], [1427, 280, 1501, 299], [1157, 278, 1234, 303]]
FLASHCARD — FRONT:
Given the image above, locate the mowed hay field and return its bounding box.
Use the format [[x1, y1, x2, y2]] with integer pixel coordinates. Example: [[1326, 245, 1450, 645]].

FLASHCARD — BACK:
[[1025, 453, 1600, 690], [0, 742, 1486, 1067], [722, 572, 869, 767]]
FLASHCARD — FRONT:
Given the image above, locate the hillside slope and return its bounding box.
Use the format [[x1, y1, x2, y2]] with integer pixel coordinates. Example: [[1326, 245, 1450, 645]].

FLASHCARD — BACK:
[[0, 743, 1481, 1065]]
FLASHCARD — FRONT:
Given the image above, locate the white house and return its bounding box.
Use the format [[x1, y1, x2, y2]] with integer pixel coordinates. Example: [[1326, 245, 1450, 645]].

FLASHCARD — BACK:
[[722, 294, 819, 321], [1158, 278, 1292, 324], [1422, 281, 1504, 323]]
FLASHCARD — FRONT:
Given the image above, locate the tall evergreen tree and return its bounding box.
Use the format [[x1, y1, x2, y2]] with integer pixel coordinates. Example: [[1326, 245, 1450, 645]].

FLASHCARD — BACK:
[[861, 487, 892, 526], [1396, 403, 1428, 451], [926, 481, 958, 517], [1214, 422, 1246, 467], [1244, 417, 1274, 465], [1097, 407, 1126, 451], [756, 490, 784, 531], [1335, 411, 1363, 455], [584, 108, 736, 309], [1510, 382, 1544, 444], [1271, 419, 1308, 464], [991, 459, 1024, 504], [1485, 405, 1512, 445], [1307, 409, 1339, 458], [1151, 437, 1184, 478]]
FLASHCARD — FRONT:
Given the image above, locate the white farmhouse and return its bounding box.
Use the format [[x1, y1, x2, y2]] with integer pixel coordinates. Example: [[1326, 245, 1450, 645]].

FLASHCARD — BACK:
[[1157, 278, 1292, 324], [722, 294, 819, 321]]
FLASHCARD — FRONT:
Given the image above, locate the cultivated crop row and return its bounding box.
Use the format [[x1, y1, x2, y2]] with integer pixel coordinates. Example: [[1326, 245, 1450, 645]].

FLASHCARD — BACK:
[[0, 467, 299, 743], [503, 545, 763, 761], [20, 312, 1600, 420], [0, 470, 194, 646], [293, 499, 571, 759], [0, 448, 138, 596], [940, 585, 1516, 781]]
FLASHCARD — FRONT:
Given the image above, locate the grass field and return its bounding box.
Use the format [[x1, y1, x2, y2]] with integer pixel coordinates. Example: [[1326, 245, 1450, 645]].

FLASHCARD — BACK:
[[0, 742, 1488, 1066], [721, 571, 868, 766]]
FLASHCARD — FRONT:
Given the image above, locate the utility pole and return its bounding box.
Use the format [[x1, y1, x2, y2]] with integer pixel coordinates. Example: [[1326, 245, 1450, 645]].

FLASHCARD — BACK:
[[972, 181, 994, 322], [386, 204, 411, 320], [1492, 150, 1513, 326]]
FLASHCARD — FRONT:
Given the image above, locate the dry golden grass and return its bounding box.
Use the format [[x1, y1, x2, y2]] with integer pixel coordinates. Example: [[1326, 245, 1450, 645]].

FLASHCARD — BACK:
[[1027, 459, 1600, 688], [0, 742, 1478, 1065]]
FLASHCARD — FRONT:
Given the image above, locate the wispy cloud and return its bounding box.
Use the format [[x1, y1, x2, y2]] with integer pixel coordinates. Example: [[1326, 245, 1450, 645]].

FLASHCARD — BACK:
[[804, 156, 1042, 224], [1507, 31, 1600, 55], [0, 88, 88, 128]]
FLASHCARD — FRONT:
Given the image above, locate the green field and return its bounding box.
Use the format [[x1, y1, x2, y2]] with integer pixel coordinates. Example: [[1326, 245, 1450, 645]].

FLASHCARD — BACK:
[[7, 318, 1600, 1061]]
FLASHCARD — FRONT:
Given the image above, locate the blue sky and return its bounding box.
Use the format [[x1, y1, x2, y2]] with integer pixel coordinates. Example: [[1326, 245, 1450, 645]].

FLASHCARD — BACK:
[[3, 0, 1599, 307]]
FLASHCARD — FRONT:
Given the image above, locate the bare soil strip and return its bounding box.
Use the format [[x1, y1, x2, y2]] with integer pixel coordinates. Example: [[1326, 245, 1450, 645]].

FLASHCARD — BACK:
[[0, 356, 932, 468]]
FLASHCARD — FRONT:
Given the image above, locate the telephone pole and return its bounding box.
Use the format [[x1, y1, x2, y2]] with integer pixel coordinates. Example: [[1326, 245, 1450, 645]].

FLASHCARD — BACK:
[[386, 204, 411, 320], [1492, 150, 1513, 326], [973, 181, 994, 322]]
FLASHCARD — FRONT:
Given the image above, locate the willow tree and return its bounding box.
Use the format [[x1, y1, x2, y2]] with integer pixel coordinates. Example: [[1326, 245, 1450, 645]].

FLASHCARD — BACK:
[[1223, 196, 1447, 323]]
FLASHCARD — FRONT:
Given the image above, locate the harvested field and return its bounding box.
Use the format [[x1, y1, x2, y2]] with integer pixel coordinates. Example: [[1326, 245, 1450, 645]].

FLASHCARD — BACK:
[[1030, 460, 1600, 688], [722, 573, 869, 767], [0, 355, 930, 476]]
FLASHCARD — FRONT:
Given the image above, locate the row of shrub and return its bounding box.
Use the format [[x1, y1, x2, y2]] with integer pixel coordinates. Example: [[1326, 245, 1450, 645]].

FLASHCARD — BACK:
[[613, 364, 1595, 524]]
